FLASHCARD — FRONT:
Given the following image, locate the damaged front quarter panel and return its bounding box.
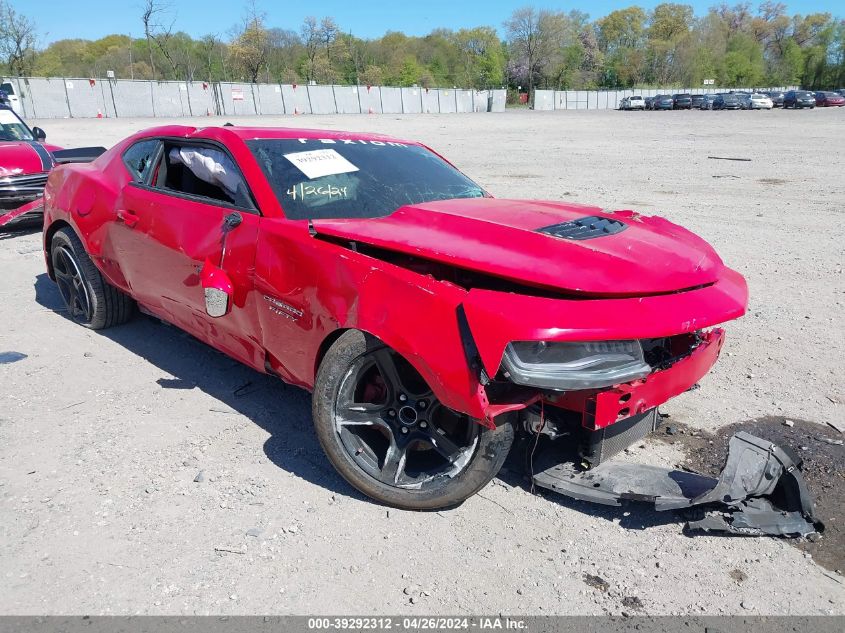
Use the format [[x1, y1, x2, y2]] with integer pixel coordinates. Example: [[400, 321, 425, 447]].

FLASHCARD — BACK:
[[532, 431, 824, 537]]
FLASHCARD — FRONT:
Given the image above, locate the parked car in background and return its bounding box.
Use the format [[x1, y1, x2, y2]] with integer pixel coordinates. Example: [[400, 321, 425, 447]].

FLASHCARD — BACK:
[[743, 93, 774, 110], [783, 90, 816, 108], [644, 96, 654, 110], [700, 94, 718, 110], [766, 91, 785, 107], [814, 91, 845, 107], [690, 94, 705, 109], [672, 93, 693, 109], [0, 81, 22, 114], [713, 94, 741, 110], [1, 106, 105, 229], [620, 95, 645, 110], [653, 94, 674, 110]]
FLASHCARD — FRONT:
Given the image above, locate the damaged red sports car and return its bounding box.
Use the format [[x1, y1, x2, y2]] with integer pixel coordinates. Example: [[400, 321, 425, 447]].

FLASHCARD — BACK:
[[42, 125, 749, 511]]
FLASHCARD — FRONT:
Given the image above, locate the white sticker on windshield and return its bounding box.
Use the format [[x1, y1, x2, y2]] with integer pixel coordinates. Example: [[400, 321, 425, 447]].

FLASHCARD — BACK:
[[0, 109, 19, 124], [284, 149, 359, 180]]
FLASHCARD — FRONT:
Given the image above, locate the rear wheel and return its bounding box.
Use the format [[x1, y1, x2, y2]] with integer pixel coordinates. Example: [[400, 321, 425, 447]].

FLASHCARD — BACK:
[[51, 228, 134, 329], [313, 330, 514, 510]]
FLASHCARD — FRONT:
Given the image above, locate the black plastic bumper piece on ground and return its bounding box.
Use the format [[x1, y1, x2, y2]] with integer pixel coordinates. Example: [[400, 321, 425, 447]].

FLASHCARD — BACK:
[[532, 431, 823, 537]]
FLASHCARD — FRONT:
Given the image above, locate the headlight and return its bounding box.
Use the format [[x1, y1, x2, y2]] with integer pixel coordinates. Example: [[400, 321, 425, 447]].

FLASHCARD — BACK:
[[501, 340, 652, 391]]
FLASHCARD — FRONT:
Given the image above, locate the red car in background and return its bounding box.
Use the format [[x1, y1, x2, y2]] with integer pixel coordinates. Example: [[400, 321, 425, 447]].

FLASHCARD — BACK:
[[0, 105, 104, 229], [41, 125, 748, 510], [814, 91, 845, 107], [0, 106, 58, 227]]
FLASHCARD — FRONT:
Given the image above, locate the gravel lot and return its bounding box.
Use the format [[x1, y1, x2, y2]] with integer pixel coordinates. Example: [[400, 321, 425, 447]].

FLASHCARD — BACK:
[[1, 109, 843, 615]]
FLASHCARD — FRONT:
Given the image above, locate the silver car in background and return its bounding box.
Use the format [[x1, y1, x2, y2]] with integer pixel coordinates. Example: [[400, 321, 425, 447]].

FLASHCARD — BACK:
[[741, 93, 774, 110]]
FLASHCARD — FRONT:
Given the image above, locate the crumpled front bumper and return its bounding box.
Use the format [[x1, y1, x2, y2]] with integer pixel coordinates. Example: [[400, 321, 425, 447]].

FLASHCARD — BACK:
[[551, 329, 724, 430]]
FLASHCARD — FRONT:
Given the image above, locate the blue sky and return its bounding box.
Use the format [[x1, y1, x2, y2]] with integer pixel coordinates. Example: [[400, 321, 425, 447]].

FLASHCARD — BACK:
[[26, 0, 844, 45]]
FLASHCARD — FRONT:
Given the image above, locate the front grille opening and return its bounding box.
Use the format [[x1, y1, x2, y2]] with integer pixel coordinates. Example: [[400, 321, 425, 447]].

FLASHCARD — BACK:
[[642, 332, 700, 370]]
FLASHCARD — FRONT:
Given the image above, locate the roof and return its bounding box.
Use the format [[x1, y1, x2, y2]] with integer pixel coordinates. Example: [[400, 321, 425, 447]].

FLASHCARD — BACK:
[[125, 124, 422, 149], [220, 126, 421, 146]]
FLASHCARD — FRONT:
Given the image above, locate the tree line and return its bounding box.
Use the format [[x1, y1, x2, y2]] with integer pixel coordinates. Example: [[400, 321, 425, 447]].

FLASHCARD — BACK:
[[1, 1, 843, 90]]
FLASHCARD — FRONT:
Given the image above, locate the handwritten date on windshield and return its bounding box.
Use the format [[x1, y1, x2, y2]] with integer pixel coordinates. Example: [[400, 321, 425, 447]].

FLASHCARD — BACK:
[[286, 182, 349, 201]]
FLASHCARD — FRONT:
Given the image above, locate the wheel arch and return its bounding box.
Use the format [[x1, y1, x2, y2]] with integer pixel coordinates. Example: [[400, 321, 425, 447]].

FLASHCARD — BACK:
[[312, 324, 489, 423], [44, 219, 74, 280]]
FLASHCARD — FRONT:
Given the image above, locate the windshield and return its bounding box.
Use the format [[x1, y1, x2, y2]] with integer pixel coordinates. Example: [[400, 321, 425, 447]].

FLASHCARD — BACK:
[[0, 108, 33, 141], [247, 138, 487, 220]]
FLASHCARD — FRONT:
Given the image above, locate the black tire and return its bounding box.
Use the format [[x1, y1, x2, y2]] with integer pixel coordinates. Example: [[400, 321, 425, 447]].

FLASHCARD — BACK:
[[312, 330, 514, 510], [51, 227, 134, 330]]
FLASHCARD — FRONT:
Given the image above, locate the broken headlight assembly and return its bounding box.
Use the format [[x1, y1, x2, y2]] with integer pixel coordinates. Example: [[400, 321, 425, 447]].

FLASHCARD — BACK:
[[501, 340, 652, 391]]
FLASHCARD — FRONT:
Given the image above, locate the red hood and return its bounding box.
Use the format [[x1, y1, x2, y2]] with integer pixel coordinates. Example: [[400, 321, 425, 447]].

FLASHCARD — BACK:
[[312, 198, 725, 296], [0, 141, 60, 178]]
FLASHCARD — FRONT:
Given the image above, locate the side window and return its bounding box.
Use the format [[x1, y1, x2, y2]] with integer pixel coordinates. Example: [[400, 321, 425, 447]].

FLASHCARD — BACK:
[[122, 139, 161, 183], [154, 143, 252, 209]]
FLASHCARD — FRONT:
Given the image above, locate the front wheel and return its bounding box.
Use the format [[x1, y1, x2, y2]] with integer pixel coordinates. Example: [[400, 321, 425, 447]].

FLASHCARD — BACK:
[[312, 330, 514, 510]]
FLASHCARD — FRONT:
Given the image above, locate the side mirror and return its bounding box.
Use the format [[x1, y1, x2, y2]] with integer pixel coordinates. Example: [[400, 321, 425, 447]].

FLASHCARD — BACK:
[[32, 126, 46, 142], [201, 258, 233, 318]]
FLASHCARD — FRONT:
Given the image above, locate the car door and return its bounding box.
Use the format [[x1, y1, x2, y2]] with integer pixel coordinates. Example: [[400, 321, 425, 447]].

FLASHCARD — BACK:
[[109, 138, 265, 370]]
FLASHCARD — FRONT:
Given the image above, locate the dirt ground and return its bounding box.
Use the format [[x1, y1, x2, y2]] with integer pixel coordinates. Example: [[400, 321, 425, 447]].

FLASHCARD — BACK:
[[1, 109, 843, 615]]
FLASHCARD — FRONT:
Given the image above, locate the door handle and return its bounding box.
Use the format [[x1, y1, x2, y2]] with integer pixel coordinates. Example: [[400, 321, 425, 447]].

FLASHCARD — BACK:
[[117, 209, 139, 228]]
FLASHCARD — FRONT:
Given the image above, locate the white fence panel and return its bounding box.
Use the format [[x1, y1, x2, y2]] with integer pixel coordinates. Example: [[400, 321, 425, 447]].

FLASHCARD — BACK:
[[19, 78, 70, 118], [381, 87, 402, 114], [281, 84, 311, 114], [333, 86, 361, 114], [421, 89, 439, 113], [109, 80, 154, 117], [401, 88, 423, 113], [490, 89, 506, 112], [256, 84, 285, 115], [358, 86, 382, 113], [533, 90, 554, 111], [64, 79, 109, 118], [308, 85, 336, 114], [438, 89, 457, 113], [455, 89, 474, 113]]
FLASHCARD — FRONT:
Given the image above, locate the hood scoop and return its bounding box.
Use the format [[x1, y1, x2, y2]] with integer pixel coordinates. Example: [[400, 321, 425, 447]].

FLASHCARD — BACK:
[[538, 215, 627, 241]]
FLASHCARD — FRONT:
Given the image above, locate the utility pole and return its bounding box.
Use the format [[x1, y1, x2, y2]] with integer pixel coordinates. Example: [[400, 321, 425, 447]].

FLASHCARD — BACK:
[[129, 33, 134, 79]]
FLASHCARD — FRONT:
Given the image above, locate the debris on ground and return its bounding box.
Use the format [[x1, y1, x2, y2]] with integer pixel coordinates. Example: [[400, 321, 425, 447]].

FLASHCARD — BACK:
[[659, 416, 844, 574], [583, 574, 609, 592], [534, 430, 823, 538]]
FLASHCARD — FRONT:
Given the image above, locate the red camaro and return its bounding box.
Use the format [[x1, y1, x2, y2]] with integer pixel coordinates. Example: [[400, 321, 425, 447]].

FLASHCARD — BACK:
[[42, 125, 747, 509]]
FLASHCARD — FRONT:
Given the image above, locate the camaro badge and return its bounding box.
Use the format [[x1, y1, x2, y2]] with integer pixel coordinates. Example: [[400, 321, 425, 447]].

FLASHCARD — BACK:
[[263, 294, 303, 321]]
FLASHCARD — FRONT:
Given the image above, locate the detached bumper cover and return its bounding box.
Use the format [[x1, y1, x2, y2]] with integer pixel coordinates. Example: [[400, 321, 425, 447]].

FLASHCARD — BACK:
[[533, 431, 823, 537]]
